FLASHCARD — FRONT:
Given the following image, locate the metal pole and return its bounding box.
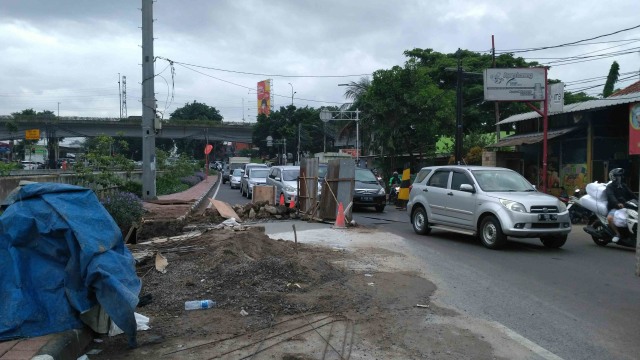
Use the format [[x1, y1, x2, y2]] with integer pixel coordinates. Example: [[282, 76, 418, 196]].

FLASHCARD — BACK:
[[297, 123, 301, 165], [141, 0, 156, 199], [323, 122, 326, 153], [455, 48, 463, 164], [118, 73, 122, 120], [542, 67, 549, 193], [356, 109, 360, 165], [492, 36, 500, 141]]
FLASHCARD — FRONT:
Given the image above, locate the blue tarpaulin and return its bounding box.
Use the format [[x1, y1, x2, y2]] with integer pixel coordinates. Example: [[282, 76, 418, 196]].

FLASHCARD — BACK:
[[0, 183, 141, 346]]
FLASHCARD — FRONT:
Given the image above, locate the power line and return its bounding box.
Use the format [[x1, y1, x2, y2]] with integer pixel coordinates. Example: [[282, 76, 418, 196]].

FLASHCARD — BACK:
[[160, 57, 372, 78], [495, 24, 640, 54], [522, 40, 640, 61]]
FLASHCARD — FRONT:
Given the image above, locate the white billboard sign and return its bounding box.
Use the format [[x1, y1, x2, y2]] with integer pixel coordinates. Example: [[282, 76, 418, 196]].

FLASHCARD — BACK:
[[484, 68, 546, 101], [547, 82, 564, 113]]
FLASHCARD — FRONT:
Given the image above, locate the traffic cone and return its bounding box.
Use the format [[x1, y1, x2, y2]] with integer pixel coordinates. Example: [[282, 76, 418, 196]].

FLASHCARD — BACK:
[[334, 202, 346, 228], [289, 198, 296, 209], [279, 193, 285, 206]]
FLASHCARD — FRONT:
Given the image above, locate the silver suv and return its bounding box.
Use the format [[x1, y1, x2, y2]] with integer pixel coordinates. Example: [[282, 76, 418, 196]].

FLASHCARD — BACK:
[[266, 165, 300, 204], [240, 163, 268, 197], [407, 165, 571, 249]]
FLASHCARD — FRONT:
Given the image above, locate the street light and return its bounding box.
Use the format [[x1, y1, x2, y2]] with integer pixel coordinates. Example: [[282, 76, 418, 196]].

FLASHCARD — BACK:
[[319, 109, 360, 164], [288, 82, 296, 106]]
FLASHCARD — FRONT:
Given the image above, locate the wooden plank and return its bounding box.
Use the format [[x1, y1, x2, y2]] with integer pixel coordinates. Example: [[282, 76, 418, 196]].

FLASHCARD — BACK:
[[208, 198, 242, 222], [253, 185, 275, 204]]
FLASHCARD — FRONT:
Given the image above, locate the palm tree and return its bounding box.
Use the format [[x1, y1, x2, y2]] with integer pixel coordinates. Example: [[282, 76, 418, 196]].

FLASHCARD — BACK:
[[338, 77, 371, 152]]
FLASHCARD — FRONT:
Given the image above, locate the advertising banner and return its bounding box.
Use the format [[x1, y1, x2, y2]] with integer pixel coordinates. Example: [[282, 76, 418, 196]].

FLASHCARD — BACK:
[[25, 129, 40, 140], [484, 68, 546, 101], [629, 103, 640, 155], [257, 80, 271, 116]]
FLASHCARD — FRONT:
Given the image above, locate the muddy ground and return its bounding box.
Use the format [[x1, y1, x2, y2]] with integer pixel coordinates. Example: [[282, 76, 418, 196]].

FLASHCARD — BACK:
[[87, 210, 509, 359]]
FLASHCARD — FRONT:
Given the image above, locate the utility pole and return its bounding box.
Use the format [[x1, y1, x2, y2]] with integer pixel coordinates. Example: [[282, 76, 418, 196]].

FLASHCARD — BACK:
[[492, 35, 500, 141], [455, 49, 463, 165], [446, 49, 482, 165], [118, 73, 122, 120], [141, 0, 157, 199]]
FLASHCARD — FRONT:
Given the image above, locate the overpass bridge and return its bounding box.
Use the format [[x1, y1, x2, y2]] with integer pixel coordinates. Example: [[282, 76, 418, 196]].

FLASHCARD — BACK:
[[0, 116, 254, 143]]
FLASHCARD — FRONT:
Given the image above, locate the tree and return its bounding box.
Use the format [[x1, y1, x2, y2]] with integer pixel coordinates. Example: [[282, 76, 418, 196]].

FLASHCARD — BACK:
[[169, 101, 223, 158], [169, 101, 223, 123], [602, 61, 620, 98]]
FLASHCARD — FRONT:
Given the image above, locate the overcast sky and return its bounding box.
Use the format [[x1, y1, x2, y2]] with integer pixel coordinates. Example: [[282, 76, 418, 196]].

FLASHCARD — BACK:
[[1, 0, 639, 123]]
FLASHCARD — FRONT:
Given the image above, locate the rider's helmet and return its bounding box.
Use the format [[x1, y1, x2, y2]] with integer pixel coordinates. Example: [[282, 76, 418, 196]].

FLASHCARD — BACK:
[[609, 168, 624, 184], [393, 171, 398, 176]]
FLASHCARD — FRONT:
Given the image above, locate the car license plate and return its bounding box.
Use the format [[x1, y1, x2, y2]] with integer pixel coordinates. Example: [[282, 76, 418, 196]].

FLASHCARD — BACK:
[[538, 214, 558, 221], [362, 196, 373, 202]]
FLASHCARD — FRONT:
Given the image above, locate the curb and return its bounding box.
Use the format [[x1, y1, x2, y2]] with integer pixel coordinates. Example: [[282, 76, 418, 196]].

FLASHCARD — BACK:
[[178, 175, 219, 221], [33, 328, 92, 360]]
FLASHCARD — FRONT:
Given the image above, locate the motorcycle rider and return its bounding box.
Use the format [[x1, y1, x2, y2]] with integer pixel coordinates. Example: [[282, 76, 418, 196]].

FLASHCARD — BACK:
[[606, 168, 637, 243], [388, 171, 401, 204]]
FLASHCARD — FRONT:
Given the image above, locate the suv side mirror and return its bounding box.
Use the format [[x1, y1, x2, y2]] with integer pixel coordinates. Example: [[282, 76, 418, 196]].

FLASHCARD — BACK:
[[459, 184, 475, 193]]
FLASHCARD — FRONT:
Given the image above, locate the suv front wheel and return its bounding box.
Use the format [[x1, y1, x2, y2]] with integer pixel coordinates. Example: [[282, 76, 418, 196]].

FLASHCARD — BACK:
[[412, 206, 431, 235], [479, 216, 507, 249]]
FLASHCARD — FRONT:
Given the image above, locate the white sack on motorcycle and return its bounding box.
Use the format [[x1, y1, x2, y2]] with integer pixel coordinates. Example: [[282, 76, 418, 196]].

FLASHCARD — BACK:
[[613, 209, 627, 227]]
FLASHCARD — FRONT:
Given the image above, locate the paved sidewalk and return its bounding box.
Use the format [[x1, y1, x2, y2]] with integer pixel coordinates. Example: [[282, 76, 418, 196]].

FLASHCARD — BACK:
[[0, 176, 218, 360]]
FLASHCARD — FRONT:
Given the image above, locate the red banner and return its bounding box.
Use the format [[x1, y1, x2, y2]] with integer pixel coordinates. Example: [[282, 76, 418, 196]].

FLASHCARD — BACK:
[[257, 80, 271, 116], [629, 103, 640, 155]]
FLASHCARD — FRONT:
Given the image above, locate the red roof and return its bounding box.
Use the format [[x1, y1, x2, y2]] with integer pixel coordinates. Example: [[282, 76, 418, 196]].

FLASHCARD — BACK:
[[610, 80, 640, 97]]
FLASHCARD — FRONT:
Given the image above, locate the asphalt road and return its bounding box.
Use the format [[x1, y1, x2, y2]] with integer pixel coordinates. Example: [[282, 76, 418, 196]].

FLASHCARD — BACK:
[[214, 182, 640, 360]]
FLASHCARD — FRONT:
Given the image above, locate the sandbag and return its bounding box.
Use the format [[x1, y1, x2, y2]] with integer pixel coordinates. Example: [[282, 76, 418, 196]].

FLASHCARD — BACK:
[[586, 182, 608, 201], [579, 194, 608, 216]]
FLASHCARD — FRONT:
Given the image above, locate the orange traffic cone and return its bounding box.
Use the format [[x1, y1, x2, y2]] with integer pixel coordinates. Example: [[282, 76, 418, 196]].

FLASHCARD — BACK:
[[289, 197, 296, 209], [334, 202, 346, 228], [279, 193, 285, 206]]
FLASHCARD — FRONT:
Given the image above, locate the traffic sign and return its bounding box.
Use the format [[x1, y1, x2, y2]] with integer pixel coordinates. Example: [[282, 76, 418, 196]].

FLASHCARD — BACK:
[[25, 129, 40, 140]]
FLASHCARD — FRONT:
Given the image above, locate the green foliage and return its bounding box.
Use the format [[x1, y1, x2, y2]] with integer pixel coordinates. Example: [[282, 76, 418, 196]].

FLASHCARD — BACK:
[[564, 91, 597, 104], [121, 180, 143, 198], [155, 151, 202, 196], [603, 61, 620, 98], [74, 134, 134, 190], [170, 101, 223, 123], [100, 191, 145, 230], [0, 161, 19, 176], [156, 176, 189, 195]]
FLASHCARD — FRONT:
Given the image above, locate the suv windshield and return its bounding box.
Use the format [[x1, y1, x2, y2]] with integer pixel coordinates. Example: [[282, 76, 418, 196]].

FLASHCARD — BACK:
[[282, 169, 300, 181], [249, 169, 269, 179], [472, 169, 534, 192], [355, 169, 378, 183], [232, 169, 243, 176], [318, 165, 328, 179]]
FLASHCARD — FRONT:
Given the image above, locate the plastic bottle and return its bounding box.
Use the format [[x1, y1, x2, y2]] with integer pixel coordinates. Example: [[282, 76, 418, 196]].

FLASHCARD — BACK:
[[184, 300, 216, 310]]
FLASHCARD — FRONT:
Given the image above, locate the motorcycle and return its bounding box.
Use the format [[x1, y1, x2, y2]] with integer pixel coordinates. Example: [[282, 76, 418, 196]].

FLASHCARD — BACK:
[[583, 198, 638, 248], [388, 184, 400, 205], [566, 189, 594, 224]]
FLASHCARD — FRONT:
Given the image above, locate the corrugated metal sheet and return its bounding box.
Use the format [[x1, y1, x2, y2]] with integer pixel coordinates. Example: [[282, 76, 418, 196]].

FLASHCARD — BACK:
[[487, 127, 578, 147], [497, 93, 640, 125]]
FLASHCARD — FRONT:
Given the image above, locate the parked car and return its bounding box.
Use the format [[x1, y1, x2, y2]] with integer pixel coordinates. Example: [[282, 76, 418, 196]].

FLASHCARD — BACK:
[[267, 165, 300, 205], [20, 161, 38, 170], [243, 167, 270, 199], [229, 168, 244, 189], [240, 163, 269, 195], [407, 165, 572, 249], [353, 168, 386, 212]]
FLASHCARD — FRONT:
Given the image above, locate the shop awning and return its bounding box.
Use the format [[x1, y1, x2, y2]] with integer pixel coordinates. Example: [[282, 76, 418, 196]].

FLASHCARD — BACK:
[[487, 127, 578, 148]]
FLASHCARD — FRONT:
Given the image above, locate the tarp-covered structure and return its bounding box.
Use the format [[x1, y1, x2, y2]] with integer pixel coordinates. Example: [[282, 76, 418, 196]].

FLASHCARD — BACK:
[[0, 183, 141, 346]]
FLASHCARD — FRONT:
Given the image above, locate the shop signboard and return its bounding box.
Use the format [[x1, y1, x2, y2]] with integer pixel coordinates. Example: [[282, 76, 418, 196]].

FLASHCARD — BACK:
[[484, 68, 546, 102]]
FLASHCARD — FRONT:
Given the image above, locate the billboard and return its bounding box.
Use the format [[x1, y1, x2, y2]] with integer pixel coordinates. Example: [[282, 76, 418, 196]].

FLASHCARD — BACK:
[[257, 80, 271, 116], [629, 103, 640, 155], [547, 82, 564, 113], [484, 68, 546, 101]]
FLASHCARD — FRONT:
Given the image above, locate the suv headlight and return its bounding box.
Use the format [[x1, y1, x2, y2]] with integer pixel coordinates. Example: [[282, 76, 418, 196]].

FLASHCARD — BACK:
[[557, 200, 567, 212], [500, 199, 527, 213], [378, 188, 386, 195]]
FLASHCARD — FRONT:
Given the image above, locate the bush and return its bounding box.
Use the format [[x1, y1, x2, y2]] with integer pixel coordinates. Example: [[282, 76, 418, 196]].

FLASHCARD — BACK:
[[121, 181, 142, 197], [101, 191, 145, 230], [157, 175, 189, 196], [195, 171, 206, 181], [180, 175, 201, 187]]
